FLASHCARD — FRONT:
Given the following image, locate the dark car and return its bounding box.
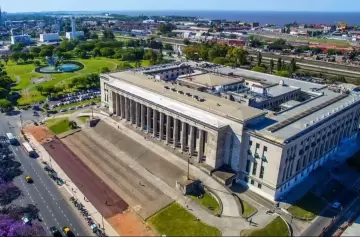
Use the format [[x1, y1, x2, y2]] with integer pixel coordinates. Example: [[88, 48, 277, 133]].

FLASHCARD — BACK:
[[50, 227, 63, 237]]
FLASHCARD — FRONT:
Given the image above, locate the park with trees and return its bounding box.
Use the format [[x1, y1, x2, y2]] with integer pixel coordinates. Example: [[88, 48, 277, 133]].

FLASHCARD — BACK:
[[1, 34, 171, 107]]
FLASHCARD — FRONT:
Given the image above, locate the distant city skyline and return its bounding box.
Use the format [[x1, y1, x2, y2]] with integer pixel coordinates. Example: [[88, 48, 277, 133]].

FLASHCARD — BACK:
[[1, 0, 360, 13]]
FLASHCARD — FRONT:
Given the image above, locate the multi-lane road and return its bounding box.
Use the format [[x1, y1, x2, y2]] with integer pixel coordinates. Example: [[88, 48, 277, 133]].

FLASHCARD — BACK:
[[0, 111, 92, 236]]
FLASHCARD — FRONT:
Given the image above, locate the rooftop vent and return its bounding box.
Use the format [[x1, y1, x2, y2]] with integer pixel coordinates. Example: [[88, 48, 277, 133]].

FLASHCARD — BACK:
[[304, 123, 309, 128], [279, 80, 285, 86]]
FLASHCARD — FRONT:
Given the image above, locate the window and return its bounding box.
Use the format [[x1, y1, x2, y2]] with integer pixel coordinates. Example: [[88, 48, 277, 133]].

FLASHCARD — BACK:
[[252, 162, 258, 175], [256, 143, 260, 149], [250, 179, 255, 185], [249, 140, 253, 146], [296, 159, 301, 172], [245, 160, 251, 172], [263, 146, 267, 152], [258, 183, 262, 189], [260, 166, 265, 179]]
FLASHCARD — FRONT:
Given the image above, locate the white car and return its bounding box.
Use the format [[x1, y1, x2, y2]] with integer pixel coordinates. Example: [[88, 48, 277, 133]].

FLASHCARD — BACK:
[[22, 216, 30, 224], [59, 109, 67, 112], [332, 201, 341, 209]]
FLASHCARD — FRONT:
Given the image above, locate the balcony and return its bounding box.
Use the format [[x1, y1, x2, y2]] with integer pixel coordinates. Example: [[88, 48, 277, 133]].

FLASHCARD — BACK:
[[247, 150, 252, 155], [254, 153, 260, 159], [261, 155, 267, 162]]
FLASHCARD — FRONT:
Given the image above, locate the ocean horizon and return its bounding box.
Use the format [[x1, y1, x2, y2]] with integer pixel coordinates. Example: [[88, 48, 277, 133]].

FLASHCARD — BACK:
[[12, 10, 360, 26]]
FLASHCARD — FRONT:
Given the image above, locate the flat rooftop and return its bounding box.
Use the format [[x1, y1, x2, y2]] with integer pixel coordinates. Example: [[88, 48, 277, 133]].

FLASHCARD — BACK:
[[104, 71, 266, 125], [103, 63, 360, 143], [266, 85, 300, 98], [255, 89, 360, 142], [178, 73, 243, 87]]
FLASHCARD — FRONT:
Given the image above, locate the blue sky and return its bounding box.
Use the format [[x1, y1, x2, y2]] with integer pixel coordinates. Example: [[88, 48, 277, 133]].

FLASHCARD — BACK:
[[2, 0, 359, 13]]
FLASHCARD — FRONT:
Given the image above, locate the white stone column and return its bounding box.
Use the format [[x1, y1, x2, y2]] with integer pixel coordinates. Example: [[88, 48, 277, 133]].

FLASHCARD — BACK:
[[141, 104, 146, 130], [120, 95, 125, 119], [153, 109, 158, 137], [197, 129, 204, 162], [125, 97, 129, 121], [110, 91, 116, 114], [159, 112, 164, 140], [130, 99, 134, 124], [173, 118, 179, 148], [166, 116, 171, 144], [115, 93, 120, 116], [181, 122, 187, 151], [147, 107, 152, 133], [136, 102, 141, 128], [189, 125, 195, 155]]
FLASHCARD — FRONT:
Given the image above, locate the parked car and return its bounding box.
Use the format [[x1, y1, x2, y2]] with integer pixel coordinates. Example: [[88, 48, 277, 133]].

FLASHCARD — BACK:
[[332, 201, 341, 209], [50, 227, 63, 237], [25, 176, 33, 183]]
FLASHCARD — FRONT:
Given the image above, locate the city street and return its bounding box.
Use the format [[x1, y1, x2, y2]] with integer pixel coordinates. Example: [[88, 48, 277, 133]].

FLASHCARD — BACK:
[[0, 111, 92, 236]]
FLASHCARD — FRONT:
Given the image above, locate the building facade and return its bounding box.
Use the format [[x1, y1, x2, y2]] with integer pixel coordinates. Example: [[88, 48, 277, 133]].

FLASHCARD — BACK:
[[39, 33, 60, 42], [100, 63, 360, 201]]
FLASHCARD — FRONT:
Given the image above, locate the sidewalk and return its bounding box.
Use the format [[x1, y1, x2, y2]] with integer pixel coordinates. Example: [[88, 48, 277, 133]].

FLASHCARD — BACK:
[[78, 112, 275, 235], [26, 133, 119, 237]]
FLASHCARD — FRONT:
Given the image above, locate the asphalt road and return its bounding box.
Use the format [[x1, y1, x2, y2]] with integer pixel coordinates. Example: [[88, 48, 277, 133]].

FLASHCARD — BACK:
[[300, 183, 359, 236], [0, 111, 91, 236]]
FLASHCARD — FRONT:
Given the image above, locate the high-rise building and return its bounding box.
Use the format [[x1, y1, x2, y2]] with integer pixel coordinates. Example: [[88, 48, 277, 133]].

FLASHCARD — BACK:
[[65, 16, 84, 40]]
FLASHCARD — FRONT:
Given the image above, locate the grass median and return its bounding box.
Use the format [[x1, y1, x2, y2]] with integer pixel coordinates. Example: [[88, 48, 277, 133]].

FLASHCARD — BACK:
[[45, 118, 72, 135], [241, 216, 289, 237], [188, 191, 221, 215], [287, 192, 327, 220], [148, 202, 221, 236]]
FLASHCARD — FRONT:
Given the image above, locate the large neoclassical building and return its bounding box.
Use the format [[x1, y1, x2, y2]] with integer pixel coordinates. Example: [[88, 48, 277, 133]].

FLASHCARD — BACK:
[[100, 62, 360, 201]]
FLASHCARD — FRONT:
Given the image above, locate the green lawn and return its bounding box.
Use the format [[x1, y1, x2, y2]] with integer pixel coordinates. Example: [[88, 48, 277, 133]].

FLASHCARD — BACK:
[[5, 58, 152, 106], [249, 34, 351, 47], [78, 116, 89, 123], [241, 217, 289, 237], [241, 200, 256, 218], [188, 192, 221, 215], [287, 192, 327, 220], [148, 202, 221, 237], [45, 118, 72, 135]]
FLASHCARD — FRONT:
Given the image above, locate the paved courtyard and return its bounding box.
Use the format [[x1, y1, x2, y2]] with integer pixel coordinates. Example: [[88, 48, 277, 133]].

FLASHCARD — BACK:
[[42, 137, 128, 219], [61, 122, 177, 219]]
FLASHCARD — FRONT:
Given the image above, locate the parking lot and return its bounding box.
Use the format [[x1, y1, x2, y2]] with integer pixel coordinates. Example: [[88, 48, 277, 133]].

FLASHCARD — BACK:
[[47, 89, 100, 112]]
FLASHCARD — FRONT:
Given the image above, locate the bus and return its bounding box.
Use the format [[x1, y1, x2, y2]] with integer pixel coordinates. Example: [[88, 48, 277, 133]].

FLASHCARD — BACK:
[[22, 142, 36, 158], [6, 133, 18, 145]]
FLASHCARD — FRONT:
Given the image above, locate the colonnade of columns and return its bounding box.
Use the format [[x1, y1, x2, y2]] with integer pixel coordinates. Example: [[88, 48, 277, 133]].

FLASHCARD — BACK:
[[113, 92, 207, 161]]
